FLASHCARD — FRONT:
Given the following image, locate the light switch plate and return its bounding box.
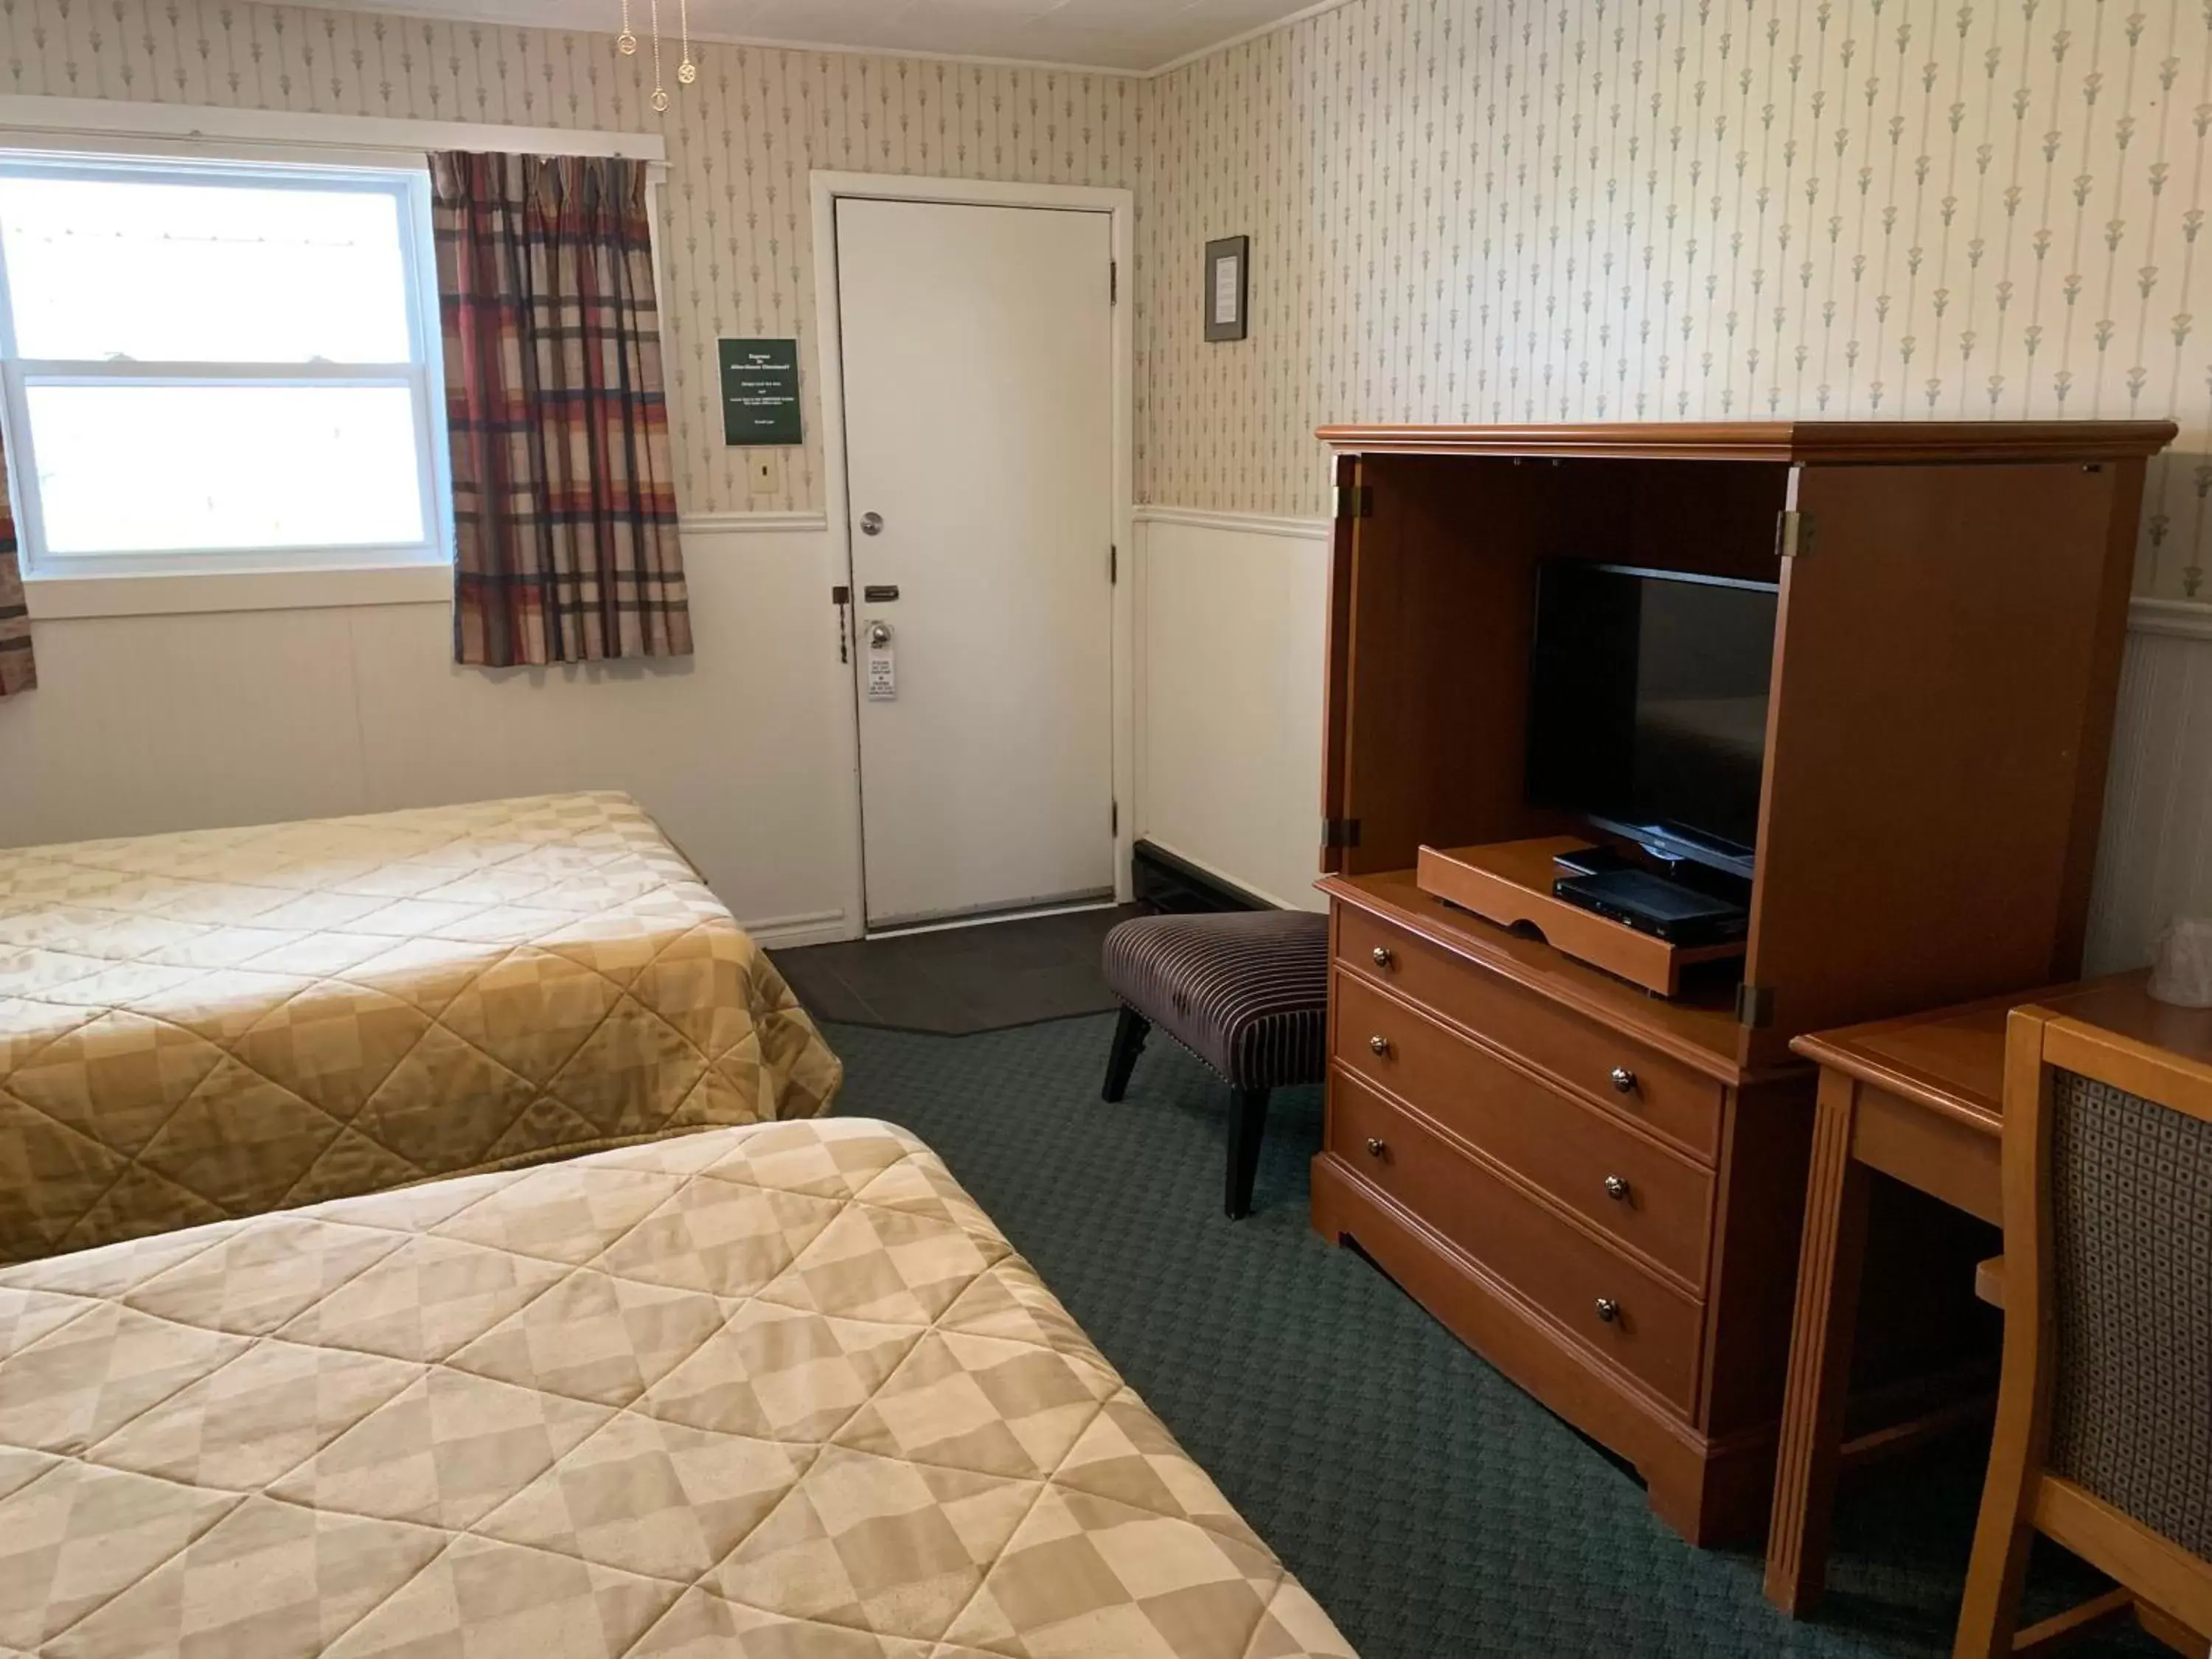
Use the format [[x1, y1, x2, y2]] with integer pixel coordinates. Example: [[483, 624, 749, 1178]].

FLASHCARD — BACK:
[[747, 452, 781, 498]]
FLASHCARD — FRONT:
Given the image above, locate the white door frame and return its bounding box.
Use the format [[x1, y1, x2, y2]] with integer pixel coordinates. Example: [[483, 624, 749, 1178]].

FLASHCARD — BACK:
[[809, 170, 1136, 941]]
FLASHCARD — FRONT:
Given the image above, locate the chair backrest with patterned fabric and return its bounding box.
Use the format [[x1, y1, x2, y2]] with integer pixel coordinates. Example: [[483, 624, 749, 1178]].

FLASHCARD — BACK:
[[1958, 1004, 2212, 1658], [2044, 1067, 2212, 1560]]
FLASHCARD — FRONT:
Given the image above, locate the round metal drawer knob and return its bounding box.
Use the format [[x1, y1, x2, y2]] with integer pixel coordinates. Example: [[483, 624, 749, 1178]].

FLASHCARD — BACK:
[[1594, 1297, 1621, 1324], [1609, 1065, 1638, 1094], [1368, 1034, 1392, 1057], [1363, 1136, 1387, 1158], [1602, 1174, 1631, 1201], [1371, 945, 1395, 969]]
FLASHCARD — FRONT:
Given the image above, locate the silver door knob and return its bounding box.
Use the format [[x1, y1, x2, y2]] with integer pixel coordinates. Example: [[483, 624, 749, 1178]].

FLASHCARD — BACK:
[[866, 622, 891, 649], [1594, 1297, 1621, 1324], [1603, 1175, 1630, 1202], [860, 511, 883, 535], [1610, 1065, 1637, 1094]]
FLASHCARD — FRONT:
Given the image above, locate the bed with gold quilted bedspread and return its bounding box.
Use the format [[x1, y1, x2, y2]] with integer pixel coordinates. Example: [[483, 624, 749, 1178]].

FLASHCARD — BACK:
[[0, 1115, 1354, 1659], [0, 793, 841, 1265]]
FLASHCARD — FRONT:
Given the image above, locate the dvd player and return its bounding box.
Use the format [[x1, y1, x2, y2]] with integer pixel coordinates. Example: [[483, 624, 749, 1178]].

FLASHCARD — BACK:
[[1551, 867, 1749, 946]]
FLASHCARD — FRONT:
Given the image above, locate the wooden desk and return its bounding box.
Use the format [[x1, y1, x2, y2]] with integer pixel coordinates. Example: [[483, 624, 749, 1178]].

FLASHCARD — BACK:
[[1761, 968, 2211, 1615]]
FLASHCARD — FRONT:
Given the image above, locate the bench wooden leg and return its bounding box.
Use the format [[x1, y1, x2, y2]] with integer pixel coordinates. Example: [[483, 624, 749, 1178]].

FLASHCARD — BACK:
[[1102, 1007, 1150, 1102], [1226, 1087, 1270, 1218]]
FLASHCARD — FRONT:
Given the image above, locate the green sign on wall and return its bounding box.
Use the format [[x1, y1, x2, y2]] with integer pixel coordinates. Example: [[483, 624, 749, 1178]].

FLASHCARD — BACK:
[[719, 338, 801, 445]]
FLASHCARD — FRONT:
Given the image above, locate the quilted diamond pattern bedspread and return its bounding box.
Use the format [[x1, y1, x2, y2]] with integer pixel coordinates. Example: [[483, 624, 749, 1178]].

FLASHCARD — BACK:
[[0, 1116, 1354, 1658], [0, 793, 842, 1265]]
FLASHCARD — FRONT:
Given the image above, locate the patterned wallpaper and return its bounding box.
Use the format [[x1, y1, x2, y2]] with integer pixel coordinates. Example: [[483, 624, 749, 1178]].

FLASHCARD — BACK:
[[0, 0, 1138, 515], [1137, 0, 2212, 599], [8, 0, 2209, 593]]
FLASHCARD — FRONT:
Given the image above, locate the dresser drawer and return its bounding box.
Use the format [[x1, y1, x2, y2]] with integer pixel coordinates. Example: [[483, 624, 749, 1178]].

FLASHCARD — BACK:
[[1329, 1072, 1703, 1412], [1333, 971, 1714, 1287], [1337, 904, 1724, 1161]]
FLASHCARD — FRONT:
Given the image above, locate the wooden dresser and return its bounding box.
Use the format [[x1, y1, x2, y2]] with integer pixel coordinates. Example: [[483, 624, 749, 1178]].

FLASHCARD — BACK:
[[1313, 869, 1805, 1543], [1305, 421, 2176, 1545]]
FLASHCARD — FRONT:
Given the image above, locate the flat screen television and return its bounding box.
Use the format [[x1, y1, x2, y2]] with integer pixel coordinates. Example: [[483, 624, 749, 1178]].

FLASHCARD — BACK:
[[1525, 560, 1779, 880]]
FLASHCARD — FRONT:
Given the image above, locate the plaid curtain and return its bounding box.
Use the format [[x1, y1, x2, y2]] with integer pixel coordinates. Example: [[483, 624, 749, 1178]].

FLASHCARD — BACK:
[[0, 420, 32, 698], [430, 152, 692, 667]]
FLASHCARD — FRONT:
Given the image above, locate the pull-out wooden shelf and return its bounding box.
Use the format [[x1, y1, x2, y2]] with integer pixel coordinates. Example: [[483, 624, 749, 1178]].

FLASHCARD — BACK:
[[1415, 838, 1747, 998]]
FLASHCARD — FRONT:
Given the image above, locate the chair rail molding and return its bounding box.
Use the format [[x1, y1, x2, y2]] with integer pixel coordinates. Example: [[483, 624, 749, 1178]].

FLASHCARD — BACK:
[[679, 512, 832, 535], [1133, 505, 1329, 540], [2126, 599, 2212, 643]]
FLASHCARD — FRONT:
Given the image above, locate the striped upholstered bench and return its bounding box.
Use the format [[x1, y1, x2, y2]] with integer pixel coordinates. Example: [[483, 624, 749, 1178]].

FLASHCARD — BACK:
[[1100, 910, 1331, 1217]]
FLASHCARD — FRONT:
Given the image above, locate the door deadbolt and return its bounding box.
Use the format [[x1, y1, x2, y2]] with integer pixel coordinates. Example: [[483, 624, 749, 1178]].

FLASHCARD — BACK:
[[860, 512, 884, 535]]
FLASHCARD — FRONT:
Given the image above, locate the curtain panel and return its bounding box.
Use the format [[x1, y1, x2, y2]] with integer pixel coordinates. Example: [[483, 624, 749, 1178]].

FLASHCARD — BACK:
[[0, 422, 32, 698], [430, 151, 692, 668]]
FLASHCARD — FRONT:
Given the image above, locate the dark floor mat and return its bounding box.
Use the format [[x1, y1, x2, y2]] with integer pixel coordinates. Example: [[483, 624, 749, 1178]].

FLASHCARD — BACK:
[[771, 902, 1146, 1034]]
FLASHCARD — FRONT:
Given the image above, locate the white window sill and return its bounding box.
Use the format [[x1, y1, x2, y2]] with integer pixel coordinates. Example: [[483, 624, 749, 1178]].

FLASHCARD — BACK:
[[24, 562, 451, 620]]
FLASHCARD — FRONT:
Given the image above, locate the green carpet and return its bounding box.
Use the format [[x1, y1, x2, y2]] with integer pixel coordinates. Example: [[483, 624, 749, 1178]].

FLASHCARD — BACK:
[[821, 1012, 2158, 1658]]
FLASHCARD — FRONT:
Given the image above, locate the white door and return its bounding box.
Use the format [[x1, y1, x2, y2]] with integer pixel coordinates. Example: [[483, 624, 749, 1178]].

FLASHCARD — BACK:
[[835, 196, 1116, 930]]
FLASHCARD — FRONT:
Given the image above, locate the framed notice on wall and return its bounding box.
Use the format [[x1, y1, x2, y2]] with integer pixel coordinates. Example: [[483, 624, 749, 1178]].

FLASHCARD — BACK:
[[719, 338, 802, 445], [1204, 235, 1248, 342]]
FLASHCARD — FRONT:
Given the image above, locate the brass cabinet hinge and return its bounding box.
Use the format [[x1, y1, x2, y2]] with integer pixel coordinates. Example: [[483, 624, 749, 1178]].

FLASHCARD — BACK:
[[1334, 484, 1373, 521], [1775, 509, 1815, 560]]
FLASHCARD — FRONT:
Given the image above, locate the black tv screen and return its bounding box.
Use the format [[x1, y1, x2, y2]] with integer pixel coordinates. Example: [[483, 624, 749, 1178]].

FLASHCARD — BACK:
[[1525, 561, 1779, 877]]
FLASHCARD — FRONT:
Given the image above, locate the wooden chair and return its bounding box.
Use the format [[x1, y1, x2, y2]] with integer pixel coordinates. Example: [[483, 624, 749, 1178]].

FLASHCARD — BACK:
[[1955, 1005, 2212, 1658]]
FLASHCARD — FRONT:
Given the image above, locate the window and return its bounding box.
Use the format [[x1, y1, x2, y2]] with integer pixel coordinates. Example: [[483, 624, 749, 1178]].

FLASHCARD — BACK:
[[0, 156, 448, 577]]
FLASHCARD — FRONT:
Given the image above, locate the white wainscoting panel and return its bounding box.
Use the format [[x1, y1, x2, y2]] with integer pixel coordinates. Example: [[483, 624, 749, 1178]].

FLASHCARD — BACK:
[[2085, 613, 2212, 976], [15, 501, 2201, 965], [0, 518, 855, 947], [1135, 507, 1330, 911], [1136, 507, 2212, 965], [0, 605, 372, 836]]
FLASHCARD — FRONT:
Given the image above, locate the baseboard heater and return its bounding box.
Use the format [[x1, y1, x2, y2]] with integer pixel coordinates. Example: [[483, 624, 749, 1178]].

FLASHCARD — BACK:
[[1131, 840, 1276, 914]]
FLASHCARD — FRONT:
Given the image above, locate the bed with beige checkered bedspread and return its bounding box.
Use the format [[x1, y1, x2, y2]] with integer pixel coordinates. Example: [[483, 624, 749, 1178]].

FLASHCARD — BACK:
[[0, 793, 841, 1265], [0, 1115, 1354, 1658]]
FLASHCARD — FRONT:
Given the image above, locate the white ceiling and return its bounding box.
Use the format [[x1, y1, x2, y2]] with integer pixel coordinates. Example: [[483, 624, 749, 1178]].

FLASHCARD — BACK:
[[296, 0, 1328, 74]]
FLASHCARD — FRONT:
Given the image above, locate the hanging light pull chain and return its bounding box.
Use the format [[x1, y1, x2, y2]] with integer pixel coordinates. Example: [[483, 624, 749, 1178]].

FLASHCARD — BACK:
[[647, 0, 669, 109], [616, 0, 686, 102]]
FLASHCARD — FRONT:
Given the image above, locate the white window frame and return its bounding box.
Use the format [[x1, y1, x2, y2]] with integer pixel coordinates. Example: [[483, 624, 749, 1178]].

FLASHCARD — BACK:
[[0, 150, 452, 582], [0, 99, 666, 619]]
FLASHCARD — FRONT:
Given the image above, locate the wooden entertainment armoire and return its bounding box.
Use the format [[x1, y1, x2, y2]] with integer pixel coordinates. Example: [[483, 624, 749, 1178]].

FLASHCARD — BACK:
[[1306, 421, 2175, 1544]]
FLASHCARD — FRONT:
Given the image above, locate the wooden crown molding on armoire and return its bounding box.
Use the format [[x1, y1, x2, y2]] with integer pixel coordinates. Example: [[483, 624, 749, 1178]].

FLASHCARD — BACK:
[[1304, 418, 2178, 1545]]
